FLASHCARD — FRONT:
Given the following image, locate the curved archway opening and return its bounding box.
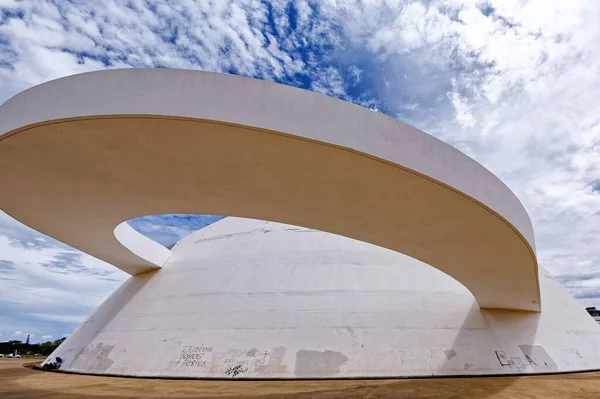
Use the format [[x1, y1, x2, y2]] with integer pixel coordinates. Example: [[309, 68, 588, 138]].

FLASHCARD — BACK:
[[127, 214, 224, 248]]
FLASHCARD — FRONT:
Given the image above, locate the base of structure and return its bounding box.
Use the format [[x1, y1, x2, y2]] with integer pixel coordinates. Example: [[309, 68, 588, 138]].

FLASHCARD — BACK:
[[48, 367, 600, 381]]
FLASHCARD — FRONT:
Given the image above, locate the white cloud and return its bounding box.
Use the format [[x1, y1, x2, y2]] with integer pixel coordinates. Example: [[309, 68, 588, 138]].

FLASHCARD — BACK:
[[311, 66, 347, 98], [348, 65, 362, 84], [0, 0, 343, 102], [449, 86, 476, 129], [41, 335, 52, 340]]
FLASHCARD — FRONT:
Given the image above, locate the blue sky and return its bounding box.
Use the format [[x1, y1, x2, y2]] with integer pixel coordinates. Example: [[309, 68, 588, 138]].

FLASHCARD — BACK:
[[1, 0, 600, 343]]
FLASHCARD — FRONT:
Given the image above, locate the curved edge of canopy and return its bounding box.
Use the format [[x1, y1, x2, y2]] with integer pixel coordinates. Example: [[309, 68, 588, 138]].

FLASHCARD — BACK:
[[0, 68, 536, 254], [113, 222, 170, 269]]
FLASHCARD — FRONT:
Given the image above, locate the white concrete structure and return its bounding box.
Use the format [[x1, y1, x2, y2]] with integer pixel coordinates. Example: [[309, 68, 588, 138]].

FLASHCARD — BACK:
[[42, 218, 600, 377], [0, 69, 599, 377], [0, 68, 538, 311]]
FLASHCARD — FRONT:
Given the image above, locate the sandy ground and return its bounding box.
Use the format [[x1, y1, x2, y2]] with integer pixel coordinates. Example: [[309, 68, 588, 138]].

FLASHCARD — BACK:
[[1, 359, 599, 398]]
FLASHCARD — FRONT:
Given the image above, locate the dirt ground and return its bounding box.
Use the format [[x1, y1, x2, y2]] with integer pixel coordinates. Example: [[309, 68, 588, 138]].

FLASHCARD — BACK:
[[1, 359, 599, 398]]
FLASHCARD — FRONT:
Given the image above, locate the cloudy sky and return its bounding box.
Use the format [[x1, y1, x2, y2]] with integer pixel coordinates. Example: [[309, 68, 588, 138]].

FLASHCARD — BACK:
[[1, 0, 599, 343]]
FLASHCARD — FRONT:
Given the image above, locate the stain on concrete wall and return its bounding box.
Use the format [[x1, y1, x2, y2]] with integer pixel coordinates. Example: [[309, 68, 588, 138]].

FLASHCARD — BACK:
[[70, 343, 115, 373], [246, 348, 258, 357], [256, 346, 287, 375], [295, 350, 348, 378], [208, 351, 226, 373], [519, 345, 558, 372], [444, 349, 457, 360]]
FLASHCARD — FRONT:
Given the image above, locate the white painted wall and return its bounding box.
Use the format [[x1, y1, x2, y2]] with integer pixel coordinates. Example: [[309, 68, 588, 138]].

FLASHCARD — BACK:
[[46, 217, 600, 378]]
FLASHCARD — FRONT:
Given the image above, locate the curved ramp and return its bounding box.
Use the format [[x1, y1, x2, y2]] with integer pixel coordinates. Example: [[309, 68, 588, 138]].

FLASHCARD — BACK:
[[0, 69, 539, 310]]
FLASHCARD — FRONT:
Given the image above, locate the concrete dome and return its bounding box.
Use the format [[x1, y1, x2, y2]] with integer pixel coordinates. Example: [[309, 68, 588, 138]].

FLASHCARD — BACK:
[[47, 217, 600, 378]]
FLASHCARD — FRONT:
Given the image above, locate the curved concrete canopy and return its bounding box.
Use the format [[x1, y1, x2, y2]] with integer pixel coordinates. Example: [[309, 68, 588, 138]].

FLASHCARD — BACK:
[[0, 69, 539, 311]]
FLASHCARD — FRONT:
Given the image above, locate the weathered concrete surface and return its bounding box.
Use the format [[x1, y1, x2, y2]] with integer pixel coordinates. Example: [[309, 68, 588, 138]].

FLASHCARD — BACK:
[[0, 68, 539, 311], [3, 359, 600, 398], [44, 218, 600, 378], [295, 350, 349, 378]]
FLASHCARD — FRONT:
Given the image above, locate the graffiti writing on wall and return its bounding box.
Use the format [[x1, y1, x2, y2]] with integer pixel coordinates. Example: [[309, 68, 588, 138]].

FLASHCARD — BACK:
[[495, 350, 538, 368], [174, 344, 285, 376], [225, 363, 248, 377], [175, 344, 213, 367], [222, 348, 270, 369]]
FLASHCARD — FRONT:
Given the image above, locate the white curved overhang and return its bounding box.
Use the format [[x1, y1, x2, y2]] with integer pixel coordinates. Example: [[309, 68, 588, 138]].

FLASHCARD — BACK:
[[113, 221, 171, 267], [0, 69, 539, 311]]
